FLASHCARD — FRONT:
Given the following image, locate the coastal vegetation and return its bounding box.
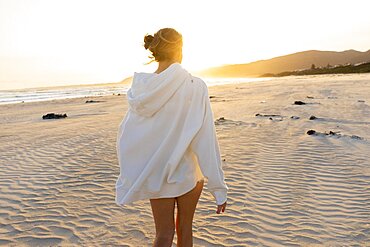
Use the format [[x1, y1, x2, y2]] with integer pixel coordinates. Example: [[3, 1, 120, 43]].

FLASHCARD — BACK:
[[260, 62, 370, 77]]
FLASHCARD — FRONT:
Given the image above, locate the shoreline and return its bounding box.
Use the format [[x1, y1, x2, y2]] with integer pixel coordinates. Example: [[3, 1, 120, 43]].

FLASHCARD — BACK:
[[0, 94, 121, 106], [0, 76, 275, 106], [0, 80, 127, 92], [3, 72, 370, 106]]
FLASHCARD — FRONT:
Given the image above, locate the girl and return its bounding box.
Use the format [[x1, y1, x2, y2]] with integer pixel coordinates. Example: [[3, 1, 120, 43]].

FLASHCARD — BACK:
[[116, 28, 228, 247]]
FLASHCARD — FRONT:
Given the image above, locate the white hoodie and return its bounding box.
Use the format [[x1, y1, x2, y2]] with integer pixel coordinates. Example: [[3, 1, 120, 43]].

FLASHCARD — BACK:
[[115, 63, 228, 206]]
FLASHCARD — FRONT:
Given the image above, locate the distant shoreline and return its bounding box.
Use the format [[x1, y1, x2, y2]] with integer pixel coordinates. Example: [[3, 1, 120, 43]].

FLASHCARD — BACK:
[[0, 77, 270, 105]]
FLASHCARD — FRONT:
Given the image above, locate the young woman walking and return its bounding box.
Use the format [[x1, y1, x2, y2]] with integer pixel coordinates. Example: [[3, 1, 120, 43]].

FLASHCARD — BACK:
[[116, 27, 228, 247]]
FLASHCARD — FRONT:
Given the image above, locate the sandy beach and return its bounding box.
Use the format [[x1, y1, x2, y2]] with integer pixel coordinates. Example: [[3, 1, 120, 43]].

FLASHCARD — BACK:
[[0, 74, 369, 246]]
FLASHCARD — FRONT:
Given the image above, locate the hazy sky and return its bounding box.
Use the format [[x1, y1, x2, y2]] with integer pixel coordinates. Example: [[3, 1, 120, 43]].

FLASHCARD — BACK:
[[1, 0, 370, 89]]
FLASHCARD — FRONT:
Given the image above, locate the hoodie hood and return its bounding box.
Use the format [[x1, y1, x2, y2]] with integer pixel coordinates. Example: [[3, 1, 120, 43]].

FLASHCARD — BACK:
[[127, 63, 191, 117]]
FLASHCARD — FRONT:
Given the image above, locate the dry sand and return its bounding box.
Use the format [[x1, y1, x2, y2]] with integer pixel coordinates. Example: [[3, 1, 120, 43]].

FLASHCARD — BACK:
[[0, 75, 369, 246]]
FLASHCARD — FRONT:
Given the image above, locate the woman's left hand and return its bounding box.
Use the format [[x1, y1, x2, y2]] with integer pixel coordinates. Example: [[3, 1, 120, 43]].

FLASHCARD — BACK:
[[216, 201, 227, 214]]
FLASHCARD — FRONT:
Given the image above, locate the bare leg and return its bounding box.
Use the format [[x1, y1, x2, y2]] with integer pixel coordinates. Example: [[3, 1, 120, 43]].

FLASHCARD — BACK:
[[175, 180, 204, 247], [150, 197, 176, 247]]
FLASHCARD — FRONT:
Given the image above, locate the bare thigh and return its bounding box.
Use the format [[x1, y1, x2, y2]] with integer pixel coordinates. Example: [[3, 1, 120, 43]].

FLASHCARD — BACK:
[[175, 180, 204, 238], [149, 180, 204, 246], [176, 179, 204, 218], [150, 197, 176, 237]]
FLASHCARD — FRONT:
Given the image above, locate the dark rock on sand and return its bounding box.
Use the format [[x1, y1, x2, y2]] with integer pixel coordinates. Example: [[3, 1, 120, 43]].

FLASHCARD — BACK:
[[214, 117, 248, 126], [256, 113, 284, 121], [307, 129, 316, 135], [214, 117, 225, 125], [85, 100, 103, 103], [307, 129, 338, 136], [307, 129, 363, 140], [291, 116, 300, 119], [42, 113, 67, 119], [309, 115, 318, 120], [209, 96, 216, 99], [256, 113, 281, 117], [313, 130, 338, 136], [294, 101, 306, 105], [268, 117, 283, 121]]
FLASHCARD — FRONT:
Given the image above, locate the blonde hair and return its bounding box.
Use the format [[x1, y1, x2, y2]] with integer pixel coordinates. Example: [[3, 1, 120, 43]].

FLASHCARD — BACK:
[[144, 28, 183, 63]]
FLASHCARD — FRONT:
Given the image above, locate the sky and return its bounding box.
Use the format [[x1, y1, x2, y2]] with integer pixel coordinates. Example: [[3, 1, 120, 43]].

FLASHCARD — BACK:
[[1, 0, 370, 90]]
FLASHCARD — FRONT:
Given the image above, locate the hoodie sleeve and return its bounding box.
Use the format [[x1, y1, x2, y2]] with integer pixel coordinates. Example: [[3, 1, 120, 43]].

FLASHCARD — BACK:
[[190, 82, 228, 205]]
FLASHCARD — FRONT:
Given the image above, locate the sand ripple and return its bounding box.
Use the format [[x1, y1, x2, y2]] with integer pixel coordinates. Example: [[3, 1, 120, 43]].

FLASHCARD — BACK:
[[1, 76, 369, 246]]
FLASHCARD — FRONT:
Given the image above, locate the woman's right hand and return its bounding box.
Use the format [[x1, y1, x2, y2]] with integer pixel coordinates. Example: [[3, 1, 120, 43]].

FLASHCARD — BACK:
[[216, 201, 227, 214]]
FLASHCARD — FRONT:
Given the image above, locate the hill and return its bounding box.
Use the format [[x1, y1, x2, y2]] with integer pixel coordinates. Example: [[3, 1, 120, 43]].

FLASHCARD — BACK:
[[120, 76, 133, 84], [197, 49, 370, 77]]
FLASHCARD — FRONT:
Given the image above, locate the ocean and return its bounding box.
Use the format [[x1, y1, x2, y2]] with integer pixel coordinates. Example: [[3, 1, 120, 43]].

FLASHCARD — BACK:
[[0, 77, 271, 105], [1, 73, 369, 105]]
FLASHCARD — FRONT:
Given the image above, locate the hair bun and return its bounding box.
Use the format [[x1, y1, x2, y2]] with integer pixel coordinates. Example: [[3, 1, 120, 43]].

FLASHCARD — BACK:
[[144, 34, 154, 50]]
